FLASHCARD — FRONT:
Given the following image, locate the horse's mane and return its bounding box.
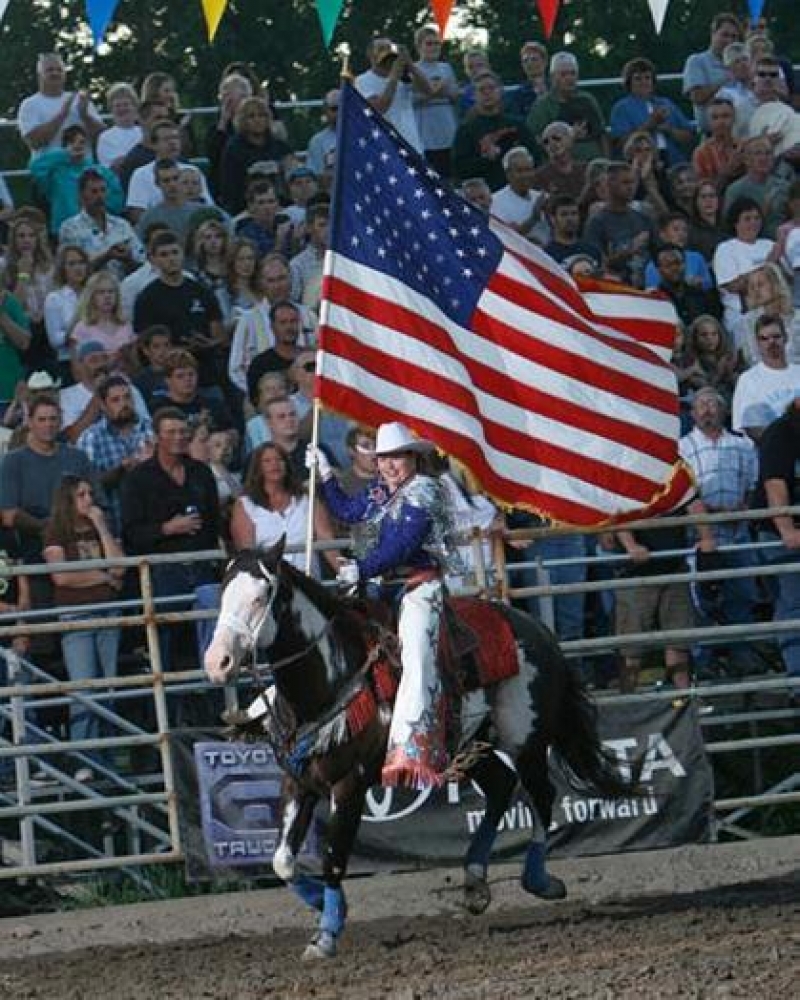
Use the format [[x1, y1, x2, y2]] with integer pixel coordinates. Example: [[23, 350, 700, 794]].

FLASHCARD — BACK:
[[281, 560, 349, 619]]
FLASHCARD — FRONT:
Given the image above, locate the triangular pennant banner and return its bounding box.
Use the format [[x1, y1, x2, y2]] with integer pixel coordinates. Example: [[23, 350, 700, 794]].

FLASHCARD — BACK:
[[747, 0, 766, 23], [535, 0, 561, 38], [201, 0, 229, 41], [315, 0, 345, 47], [430, 0, 455, 38], [86, 0, 120, 46], [0, 0, 10, 25], [646, 0, 671, 33]]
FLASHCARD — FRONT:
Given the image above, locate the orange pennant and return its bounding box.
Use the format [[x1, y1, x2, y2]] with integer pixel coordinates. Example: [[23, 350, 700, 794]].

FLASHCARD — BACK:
[[430, 0, 455, 38]]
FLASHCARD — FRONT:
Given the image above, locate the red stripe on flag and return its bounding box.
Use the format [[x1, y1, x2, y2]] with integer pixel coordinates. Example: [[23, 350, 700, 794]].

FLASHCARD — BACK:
[[501, 238, 678, 354], [474, 303, 676, 414], [492, 259, 673, 370], [320, 324, 671, 502], [324, 273, 677, 423], [318, 379, 695, 525]]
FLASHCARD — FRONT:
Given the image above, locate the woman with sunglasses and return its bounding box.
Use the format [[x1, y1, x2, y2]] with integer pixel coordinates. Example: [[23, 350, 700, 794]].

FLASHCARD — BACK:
[[43, 476, 125, 781]]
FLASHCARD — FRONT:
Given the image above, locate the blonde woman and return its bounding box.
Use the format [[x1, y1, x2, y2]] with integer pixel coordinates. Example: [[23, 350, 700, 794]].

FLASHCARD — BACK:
[[225, 238, 260, 321], [735, 262, 799, 366], [244, 370, 289, 453], [44, 244, 91, 379], [70, 270, 135, 370], [97, 83, 142, 169]]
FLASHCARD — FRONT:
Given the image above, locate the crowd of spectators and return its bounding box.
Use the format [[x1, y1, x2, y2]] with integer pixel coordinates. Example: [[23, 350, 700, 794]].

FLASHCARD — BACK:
[[0, 10, 799, 764]]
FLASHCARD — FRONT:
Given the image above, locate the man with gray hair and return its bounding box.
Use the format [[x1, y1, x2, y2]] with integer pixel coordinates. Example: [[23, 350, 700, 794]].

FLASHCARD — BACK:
[[17, 52, 103, 153], [679, 386, 760, 675], [527, 52, 608, 161], [490, 146, 546, 242], [459, 177, 492, 214], [531, 121, 587, 200]]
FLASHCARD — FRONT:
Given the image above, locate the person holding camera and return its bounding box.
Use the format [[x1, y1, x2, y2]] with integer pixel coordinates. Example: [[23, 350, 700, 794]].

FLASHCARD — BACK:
[[356, 37, 435, 153], [59, 168, 143, 281]]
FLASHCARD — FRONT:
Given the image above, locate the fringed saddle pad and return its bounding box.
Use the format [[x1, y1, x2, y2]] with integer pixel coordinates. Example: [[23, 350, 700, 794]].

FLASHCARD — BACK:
[[446, 598, 519, 689]]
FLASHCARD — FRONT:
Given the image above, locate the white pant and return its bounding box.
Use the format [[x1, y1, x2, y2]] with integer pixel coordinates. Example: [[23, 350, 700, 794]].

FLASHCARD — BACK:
[[382, 579, 448, 788]]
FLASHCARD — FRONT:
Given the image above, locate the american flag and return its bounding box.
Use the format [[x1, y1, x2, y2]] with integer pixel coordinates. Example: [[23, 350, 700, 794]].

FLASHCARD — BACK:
[[316, 84, 694, 526]]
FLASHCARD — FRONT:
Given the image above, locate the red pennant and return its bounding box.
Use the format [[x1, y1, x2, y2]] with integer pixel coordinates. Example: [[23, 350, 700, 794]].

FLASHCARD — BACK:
[[430, 0, 455, 38], [536, 0, 561, 38]]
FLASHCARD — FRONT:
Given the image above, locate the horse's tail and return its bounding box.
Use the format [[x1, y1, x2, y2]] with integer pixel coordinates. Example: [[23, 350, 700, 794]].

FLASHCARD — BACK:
[[552, 660, 640, 799]]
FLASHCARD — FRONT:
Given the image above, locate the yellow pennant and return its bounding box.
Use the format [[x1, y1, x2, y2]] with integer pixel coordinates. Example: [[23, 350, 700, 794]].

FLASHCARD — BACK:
[[201, 0, 229, 40]]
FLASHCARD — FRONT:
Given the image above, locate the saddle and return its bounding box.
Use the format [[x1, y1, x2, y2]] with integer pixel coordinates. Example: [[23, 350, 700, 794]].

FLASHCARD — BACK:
[[441, 597, 520, 692], [354, 594, 520, 693]]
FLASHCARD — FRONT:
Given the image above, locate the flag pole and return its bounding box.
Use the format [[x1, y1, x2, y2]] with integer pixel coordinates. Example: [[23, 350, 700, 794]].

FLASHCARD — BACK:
[[304, 398, 322, 574], [304, 45, 352, 575]]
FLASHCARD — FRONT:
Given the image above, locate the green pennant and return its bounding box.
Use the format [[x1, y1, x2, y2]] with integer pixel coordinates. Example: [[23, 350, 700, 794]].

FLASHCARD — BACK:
[[315, 0, 344, 47]]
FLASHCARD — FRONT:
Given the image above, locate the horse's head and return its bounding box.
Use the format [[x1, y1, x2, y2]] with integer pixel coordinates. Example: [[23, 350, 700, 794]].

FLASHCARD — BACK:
[[204, 537, 287, 685]]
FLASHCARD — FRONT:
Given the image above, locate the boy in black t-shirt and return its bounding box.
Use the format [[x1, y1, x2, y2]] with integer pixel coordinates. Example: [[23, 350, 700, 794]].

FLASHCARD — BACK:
[[132, 232, 224, 388]]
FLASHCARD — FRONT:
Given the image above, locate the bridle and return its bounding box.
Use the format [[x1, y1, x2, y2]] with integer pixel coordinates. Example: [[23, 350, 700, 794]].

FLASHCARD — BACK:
[[218, 563, 338, 679]]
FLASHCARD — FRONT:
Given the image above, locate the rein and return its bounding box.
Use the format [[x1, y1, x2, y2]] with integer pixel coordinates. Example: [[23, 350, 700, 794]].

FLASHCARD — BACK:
[[217, 607, 338, 678], [250, 617, 338, 678]]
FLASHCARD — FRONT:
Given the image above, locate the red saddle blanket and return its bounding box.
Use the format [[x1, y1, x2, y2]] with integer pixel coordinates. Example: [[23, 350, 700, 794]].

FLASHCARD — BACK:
[[445, 597, 519, 689], [351, 595, 519, 690]]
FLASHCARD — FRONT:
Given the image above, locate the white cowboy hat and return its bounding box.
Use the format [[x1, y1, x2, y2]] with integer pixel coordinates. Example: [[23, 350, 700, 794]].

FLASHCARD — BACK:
[[26, 370, 61, 391], [374, 421, 433, 456]]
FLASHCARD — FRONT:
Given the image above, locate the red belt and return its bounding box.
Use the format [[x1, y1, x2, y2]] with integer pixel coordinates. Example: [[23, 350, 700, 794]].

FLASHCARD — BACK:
[[401, 568, 440, 590]]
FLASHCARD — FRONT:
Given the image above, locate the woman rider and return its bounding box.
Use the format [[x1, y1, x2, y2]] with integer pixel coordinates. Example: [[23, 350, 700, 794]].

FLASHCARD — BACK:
[[307, 421, 460, 789]]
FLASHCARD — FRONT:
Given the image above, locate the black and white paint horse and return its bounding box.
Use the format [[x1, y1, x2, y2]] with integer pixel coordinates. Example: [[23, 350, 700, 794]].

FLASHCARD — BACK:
[[204, 541, 634, 959]]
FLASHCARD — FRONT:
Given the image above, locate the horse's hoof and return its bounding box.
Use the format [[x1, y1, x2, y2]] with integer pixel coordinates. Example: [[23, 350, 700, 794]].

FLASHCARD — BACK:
[[302, 931, 337, 960], [523, 874, 567, 901], [464, 870, 491, 915]]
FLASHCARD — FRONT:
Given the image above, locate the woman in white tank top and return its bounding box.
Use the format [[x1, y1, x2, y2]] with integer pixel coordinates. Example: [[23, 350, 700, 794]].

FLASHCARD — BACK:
[[230, 442, 338, 577]]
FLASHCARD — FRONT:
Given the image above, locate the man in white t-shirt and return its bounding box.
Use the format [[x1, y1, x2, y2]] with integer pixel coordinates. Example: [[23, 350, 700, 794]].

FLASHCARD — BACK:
[[17, 53, 103, 154], [732, 315, 800, 440], [126, 121, 212, 223], [490, 146, 546, 243], [355, 37, 433, 153]]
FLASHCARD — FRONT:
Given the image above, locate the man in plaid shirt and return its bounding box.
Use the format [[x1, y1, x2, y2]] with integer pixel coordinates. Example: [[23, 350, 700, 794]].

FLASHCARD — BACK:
[[78, 375, 153, 534], [679, 386, 760, 673]]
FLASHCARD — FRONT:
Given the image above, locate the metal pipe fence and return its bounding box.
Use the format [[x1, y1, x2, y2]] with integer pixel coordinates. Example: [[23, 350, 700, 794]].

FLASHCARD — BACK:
[[0, 506, 797, 881], [3, 64, 798, 182]]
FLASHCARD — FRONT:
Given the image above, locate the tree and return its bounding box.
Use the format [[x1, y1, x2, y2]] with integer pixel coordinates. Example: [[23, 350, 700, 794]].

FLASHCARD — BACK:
[[1, 0, 797, 158]]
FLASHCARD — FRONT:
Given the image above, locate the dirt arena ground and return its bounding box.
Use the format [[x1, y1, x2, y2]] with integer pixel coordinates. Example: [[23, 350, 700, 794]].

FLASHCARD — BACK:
[[0, 837, 797, 999]]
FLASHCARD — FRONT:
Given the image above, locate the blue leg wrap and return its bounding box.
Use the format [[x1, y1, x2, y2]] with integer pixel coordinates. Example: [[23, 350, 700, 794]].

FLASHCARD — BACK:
[[522, 841, 549, 893], [465, 814, 497, 871], [320, 885, 347, 937], [290, 874, 325, 911]]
